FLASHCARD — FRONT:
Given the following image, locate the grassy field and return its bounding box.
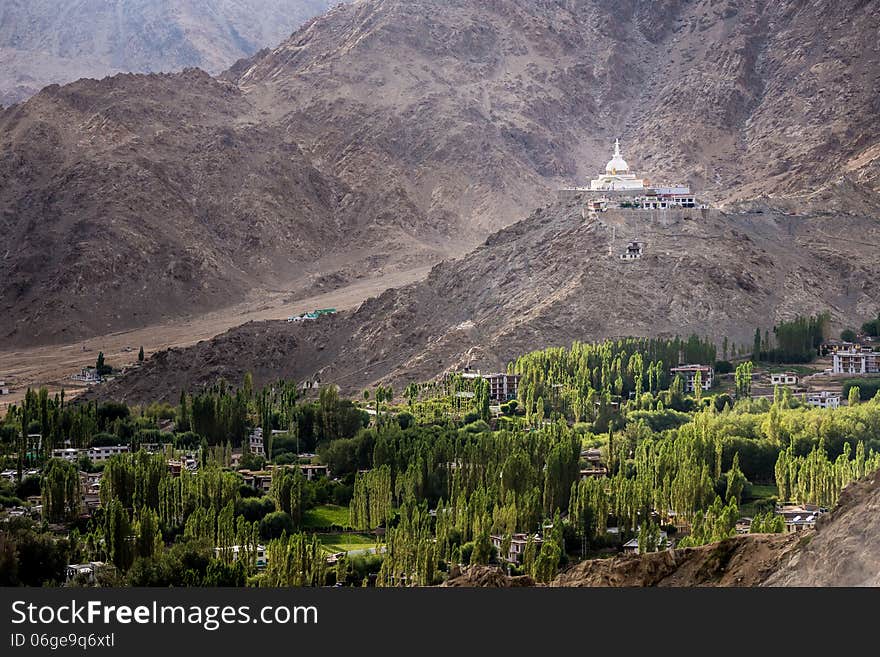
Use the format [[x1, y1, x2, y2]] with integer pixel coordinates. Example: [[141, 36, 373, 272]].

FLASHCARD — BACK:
[[302, 504, 351, 529], [317, 533, 381, 554], [739, 483, 779, 517]]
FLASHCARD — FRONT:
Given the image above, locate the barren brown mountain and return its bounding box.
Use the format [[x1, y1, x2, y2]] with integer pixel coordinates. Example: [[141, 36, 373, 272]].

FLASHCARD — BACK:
[[2, 0, 880, 349], [93, 186, 880, 404], [0, 0, 335, 105]]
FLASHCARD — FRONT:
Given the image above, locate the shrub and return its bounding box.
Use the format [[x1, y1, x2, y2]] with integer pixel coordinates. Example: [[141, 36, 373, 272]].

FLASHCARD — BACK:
[[259, 511, 295, 540], [714, 360, 733, 374]]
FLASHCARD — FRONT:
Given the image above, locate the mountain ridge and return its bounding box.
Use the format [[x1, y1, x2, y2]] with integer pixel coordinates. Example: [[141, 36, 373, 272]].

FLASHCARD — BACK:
[[0, 0, 336, 106], [3, 0, 880, 348]]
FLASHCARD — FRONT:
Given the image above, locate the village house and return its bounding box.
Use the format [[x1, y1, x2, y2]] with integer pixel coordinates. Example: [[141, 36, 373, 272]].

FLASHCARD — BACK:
[[166, 457, 197, 477], [670, 364, 714, 392], [775, 504, 825, 533], [214, 545, 268, 570], [579, 447, 607, 477], [622, 528, 670, 554], [805, 391, 841, 409], [238, 469, 273, 492], [65, 562, 109, 585], [71, 367, 102, 383], [620, 241, 643, 260], [299, 464, 330, 481], [248, 427, 289, 458], [489, 533, 544, 564], [770, 372, 799, 386], [79, 471, 102, 513], [735, 518, 753, 534], [249, 428, 266, 457]]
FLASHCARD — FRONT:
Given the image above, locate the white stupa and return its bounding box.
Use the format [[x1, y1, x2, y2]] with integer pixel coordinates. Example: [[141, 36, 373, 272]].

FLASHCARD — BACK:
[[589, 139, 646, 191]]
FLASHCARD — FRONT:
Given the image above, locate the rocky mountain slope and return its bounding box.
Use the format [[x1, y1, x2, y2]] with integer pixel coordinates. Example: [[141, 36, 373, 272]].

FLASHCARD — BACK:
[[0, 69, 366, 344], [0, 0, 334, 106], [441, 468, 880, 587], [3, 0, 880, 347], [764, 469, 880, 586], [93, 187, 880, 404]]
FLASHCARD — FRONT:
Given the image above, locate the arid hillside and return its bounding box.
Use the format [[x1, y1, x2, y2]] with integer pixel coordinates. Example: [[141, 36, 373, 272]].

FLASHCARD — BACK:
[[0, 70, 364, 344], [92, 186, 880, 404], [3, 0, 880, 347], [763, 470, 880, 586], [0, 0, 334, 105]]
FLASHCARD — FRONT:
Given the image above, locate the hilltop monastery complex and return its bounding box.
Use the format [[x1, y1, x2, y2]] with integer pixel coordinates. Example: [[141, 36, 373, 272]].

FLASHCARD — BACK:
[[562, 139, 701, 211]]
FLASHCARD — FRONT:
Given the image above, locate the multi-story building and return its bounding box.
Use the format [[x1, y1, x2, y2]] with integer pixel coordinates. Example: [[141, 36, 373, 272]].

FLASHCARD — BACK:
[[87, 445, 130, 462], [54, 445, 129, 463], [669, 364, 714, 392], [831, 345, 879, 374], [485, 373, 520, 402], [459, 370, 520, 402], [806, 391, 840, 409], [489, 533, 544, 564], [249, 428, 266, 457]]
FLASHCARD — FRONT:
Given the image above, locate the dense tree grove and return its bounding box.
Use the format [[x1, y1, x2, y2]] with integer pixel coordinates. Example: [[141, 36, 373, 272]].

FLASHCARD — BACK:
[[757, 313, 830, 363], [513, 336, 716, 428], [3, 333, 880, 587], [774, 441, 880, 508], [41, 458, 81, 522]]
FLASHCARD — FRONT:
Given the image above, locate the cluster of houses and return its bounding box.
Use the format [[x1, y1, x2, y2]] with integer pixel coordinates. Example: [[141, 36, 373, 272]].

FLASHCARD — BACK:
[[237, 463, 331, 492], [52, 444, 130, 463]]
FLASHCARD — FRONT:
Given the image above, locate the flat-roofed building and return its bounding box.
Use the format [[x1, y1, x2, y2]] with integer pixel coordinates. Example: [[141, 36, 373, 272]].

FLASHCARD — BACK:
[[770, 372, 798, 386], [832, 345, 879, 374], [670, 364, 714, 392]]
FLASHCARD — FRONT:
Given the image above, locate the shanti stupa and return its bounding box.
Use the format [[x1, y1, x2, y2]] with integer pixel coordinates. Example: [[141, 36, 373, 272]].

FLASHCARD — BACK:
[[589, 139, 646, 191]]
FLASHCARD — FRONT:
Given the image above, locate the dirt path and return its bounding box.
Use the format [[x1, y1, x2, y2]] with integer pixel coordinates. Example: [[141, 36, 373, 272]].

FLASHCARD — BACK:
[[0, 265, 432, 413]]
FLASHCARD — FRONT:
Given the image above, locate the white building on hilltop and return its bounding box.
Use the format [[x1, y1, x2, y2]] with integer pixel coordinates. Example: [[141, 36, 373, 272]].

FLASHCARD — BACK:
[[561, 139, 697, 209], [590, 139, 647, 191]]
